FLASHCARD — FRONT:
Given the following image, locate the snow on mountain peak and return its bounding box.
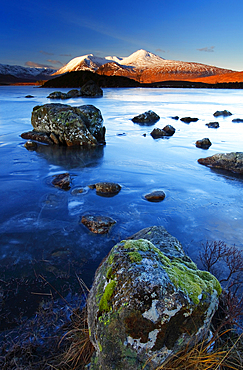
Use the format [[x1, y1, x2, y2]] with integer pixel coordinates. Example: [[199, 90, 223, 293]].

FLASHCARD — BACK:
[[118, 49, 165, 68], [54, 54, 113, 75], [54, 49, 166, 75]]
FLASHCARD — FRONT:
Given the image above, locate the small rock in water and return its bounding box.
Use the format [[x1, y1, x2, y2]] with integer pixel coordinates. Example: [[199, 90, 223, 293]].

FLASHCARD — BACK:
[[206, 122, 219, 128], [196, 138, 212, 149], [180, 117, 199, 123], [52, 173, 71, 190], [94, 182, 121, 197], [162, 124, 176, 136], [81, 214, 116, 234], [150, 128, 167, 138], [150, 125, 175, 139], [213, 110, 232, 117], [47, 91, 67, 99], [144, 190, 165, 202], [170, 115, 179, 120], [24, 140, 38, 150], [80, 80, 103, 97], [25, 95, 34, 98], [132, 110, 160, 125], [232, 118, 243, 123]]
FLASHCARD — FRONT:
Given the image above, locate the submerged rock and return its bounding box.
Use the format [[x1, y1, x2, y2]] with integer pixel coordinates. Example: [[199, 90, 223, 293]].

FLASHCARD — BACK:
[[21, 103, 105, 147], [213, 110, 232, 117], [132, 110, 160, 125], [23, 140, 38, 150], [81, 214, 116, 234], [52, 173, 71, 190], [206, 122, 219, 128], [198, 152, 243, 174], [195, 138, 212, 149], [180, 117, 199, 123], [144, 190, 165, 202], [87, 226, 221, 369]]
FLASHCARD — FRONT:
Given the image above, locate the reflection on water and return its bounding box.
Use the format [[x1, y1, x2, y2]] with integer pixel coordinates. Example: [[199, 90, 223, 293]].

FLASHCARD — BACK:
[[35, 143, 104, 168], [0, 86, 243, 329]]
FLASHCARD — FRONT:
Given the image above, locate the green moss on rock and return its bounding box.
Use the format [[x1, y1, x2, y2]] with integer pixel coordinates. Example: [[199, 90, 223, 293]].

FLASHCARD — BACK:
[[122, 239, 221, 305], [98, 280, 117, 313], [128, 251, 143, 263]]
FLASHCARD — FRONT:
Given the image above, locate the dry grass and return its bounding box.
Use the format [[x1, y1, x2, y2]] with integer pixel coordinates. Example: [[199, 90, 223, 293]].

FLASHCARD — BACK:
[[57, 306, 94, 370], [146, 331, 243, 370]]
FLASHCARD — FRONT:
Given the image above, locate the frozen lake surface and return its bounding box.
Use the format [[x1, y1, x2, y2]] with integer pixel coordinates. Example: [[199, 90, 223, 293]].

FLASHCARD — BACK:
[[0, 85, 243, 328]]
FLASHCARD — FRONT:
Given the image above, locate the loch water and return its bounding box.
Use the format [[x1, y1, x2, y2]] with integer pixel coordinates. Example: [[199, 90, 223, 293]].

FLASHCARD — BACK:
[[0, 85, 243, 328]]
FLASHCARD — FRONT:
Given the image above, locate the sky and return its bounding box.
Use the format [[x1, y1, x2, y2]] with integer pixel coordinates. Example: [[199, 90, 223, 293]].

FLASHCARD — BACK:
[[1, 0, 243, 71]]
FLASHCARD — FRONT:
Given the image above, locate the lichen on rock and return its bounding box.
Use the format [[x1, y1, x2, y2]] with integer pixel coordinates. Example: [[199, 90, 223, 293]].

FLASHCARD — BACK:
[[198, 152, 243, 174], [21, 103, 105, 147], [87, 226, 221, 369]]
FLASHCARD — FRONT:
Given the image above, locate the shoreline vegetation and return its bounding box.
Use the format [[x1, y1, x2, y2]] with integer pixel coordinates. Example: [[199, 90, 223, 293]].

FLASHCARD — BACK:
[[1, 70, 243, 89]]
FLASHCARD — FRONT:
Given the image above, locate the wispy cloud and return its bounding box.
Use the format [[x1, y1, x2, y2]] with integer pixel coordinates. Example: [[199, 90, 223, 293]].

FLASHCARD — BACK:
[[156, 48, 165, 53], [60, 53, 72, 57], [25, 61, 53, 68], [47, 59, 64, 66], [40, 50, 54, 55], [197, 46, 215, 53]]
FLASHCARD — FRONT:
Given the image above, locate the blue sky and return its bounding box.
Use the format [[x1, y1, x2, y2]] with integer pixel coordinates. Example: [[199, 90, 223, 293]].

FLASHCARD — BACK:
[[1, 0, 243, 71]]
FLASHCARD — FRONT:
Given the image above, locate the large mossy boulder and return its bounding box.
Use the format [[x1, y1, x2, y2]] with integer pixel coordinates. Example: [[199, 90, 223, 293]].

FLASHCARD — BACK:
[[87, 226, 221, 369], [198, 152, 243, 174], [21, 103, 105, 146]]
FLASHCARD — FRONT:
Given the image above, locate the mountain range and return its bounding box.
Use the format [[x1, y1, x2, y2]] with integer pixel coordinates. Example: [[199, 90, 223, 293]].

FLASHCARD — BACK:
[[54, 49, 243, 84], [0, 64, 56, 84], [1, 49, 243, 85]]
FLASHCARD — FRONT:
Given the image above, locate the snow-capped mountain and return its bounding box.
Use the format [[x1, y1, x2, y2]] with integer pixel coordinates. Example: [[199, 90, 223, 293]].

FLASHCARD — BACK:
[[53, 54, 113, 75], [54, 49, 235, 84], [0, 63, 56, 83]]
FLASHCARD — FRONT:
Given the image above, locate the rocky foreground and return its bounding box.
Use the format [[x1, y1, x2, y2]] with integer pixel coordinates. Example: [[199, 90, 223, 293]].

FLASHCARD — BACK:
[[87, 226, 221, 369]]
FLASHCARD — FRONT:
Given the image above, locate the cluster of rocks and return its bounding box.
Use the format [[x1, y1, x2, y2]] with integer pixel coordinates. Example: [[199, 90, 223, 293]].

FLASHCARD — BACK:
[[20, 99, 242, 369], [87, 226, 222, 369], [21, 103, 106, 147], [51, 175, 166, 233], [131, 111, 176, 139], [47, 80, 103, 99]]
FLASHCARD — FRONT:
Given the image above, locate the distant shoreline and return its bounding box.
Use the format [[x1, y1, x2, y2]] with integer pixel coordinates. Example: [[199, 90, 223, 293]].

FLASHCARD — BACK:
[[1, 78, 243, 90]]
